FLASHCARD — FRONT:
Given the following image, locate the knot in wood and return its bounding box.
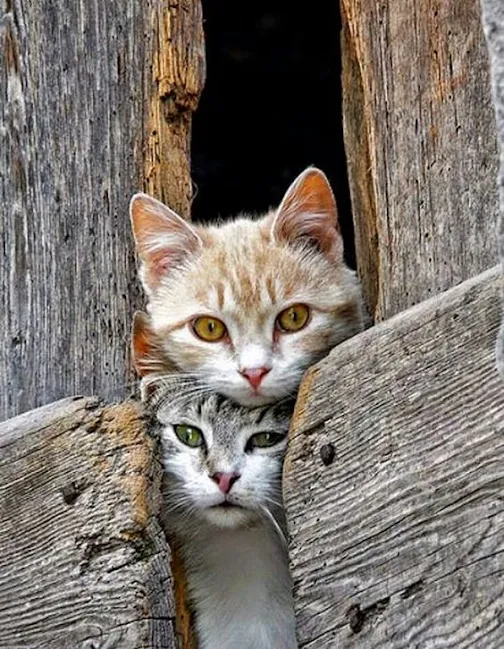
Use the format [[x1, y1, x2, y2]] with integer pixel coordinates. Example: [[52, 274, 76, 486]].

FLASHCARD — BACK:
[[346, 603, 365, 633], [319, 442, 335, 466]]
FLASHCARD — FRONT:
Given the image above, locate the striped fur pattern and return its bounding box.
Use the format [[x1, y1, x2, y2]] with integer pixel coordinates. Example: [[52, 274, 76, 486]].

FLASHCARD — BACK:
[[149, 377, 296, 649]]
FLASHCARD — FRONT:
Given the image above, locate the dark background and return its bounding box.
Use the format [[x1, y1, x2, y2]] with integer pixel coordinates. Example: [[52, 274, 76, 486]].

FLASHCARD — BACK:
[[191, 0, 355, 267]]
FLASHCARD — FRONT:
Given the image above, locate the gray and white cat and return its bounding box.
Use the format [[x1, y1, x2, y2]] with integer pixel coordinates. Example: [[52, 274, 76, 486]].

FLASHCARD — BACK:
[[146, 372, 296, 649]]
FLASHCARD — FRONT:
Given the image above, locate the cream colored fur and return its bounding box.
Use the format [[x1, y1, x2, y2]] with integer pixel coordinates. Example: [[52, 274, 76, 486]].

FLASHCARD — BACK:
[[131, 167, 364, 406]]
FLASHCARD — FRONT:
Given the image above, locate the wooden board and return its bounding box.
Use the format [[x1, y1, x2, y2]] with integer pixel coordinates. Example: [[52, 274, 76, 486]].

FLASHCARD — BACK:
[[481, 0, 504, 378], [342, 0, 499, 321], [285, 266, 504, 648], [0, 0, 204, 420], [0, 397, 176, 649], [144, 0, 205, 214]]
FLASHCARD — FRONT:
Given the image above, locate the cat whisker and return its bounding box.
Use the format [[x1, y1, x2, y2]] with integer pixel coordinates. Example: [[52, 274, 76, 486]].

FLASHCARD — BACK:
[[260, 495, 284, 510], [155, 386, 214, 410], [258, 505, 288, 548], [143, 379, 214, 400], [162, 492, 198, 517], [144, 369, 212, 383], [276, 392, 298, 405], [148, 382, 215, 410]]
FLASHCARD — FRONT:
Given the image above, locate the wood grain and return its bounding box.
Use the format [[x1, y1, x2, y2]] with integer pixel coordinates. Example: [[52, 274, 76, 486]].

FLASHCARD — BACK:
[[285, 266, 504, 648], [144, 0, 205, 217], [342, 0, 499, 321], [0, 0, 204, 420], [481, 0, 504, 378], [0, 397, 176, 648]]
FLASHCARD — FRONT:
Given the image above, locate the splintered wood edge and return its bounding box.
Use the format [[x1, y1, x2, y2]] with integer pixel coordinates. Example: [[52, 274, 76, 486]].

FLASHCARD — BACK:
[[172, 547, 196, 649], [341, 0, 498, 322]]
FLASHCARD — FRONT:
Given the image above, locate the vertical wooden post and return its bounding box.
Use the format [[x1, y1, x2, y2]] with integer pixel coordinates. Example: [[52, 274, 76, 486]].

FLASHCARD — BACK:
[[342, 0, 499, 322], [0, 0, 204, 420], [144, 1, 205, 217], [481, 0, 504, 378]]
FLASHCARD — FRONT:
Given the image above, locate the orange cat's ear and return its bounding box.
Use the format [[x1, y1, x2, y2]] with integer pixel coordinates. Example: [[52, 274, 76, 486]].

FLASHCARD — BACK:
[[269, 167, 343, 262], [131, 311, 172, 377], [130, 194, 202, 290]]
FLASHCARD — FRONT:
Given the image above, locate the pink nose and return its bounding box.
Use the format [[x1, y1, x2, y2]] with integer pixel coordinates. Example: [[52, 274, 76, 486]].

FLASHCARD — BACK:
[[240, 367, 271, 390], [211, 471, 240, 494]]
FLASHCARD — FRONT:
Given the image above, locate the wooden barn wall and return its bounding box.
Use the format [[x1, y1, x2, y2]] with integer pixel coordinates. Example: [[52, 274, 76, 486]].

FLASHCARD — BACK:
[[0, 0, 204, 421]]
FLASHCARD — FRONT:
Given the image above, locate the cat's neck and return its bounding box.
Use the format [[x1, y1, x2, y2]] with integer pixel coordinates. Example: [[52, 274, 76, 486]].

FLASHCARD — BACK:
[[172, 515, 297, 649]]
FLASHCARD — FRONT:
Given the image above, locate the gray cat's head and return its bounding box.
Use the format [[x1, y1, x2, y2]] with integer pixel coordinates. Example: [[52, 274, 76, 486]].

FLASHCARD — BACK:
[[148, 376, 294, 531]]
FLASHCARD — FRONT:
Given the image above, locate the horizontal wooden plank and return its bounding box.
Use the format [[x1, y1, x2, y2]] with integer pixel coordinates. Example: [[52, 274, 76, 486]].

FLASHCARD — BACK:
[[0, 398, 176, 649], [285, 266, 504, 648]]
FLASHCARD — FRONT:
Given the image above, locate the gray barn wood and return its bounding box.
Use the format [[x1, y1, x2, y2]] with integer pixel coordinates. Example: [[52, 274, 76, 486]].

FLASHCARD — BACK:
[[0, 0, 204, 420], [284, 266, 504, 648], [481, 0, 504, 377], [0, 397, 176, 649], [342, 0, 499, 321]]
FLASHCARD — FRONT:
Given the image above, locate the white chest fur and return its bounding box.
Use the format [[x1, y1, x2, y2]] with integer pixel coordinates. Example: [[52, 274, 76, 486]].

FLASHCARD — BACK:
[[179, 522, 297, 649]]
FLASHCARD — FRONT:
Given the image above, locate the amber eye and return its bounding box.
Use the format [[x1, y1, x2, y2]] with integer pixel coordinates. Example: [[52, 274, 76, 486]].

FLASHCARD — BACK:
[[192, 316, 227, 342], [276, 304, 310, 332]]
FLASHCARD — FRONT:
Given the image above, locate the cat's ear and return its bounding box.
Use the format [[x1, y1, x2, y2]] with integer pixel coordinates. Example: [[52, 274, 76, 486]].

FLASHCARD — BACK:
[[131, 311, 173, 378], [269, 167, 343, 262], [130, 193, 202, 289]]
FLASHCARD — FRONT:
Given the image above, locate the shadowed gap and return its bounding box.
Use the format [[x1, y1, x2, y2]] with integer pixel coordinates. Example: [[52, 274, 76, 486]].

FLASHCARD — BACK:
[[191, 0, 355, 268]]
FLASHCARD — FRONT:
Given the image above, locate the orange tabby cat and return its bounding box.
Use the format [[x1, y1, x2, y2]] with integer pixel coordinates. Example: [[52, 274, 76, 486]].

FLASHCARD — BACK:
[[130, 167, 363, 406]]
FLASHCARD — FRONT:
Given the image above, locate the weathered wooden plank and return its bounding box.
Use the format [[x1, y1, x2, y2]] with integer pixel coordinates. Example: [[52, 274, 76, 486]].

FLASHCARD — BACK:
[[481, 0, 504, 378], [342, 0, 499, 321], [285, 266, 504, 648], [0, 0, 204, 420], [0, 398, 176, 649]]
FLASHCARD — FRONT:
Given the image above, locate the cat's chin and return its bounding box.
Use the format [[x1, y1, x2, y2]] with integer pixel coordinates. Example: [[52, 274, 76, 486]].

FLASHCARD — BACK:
[[219, 375, 303, 407], [235, 393, 277, 407], [201, 504, 258, 529], [221, 387, 281, 407]]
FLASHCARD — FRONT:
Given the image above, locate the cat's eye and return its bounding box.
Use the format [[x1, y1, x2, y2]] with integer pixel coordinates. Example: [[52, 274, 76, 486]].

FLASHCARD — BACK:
[[192, 316, 227, 342], [276, 303, 310, 332], [174, 424, 204, 448], [246, 431, 286, 451]]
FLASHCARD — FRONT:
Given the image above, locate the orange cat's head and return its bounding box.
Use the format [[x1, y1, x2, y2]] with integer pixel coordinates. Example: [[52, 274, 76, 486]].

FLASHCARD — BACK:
[[130, 167, 363, 406]]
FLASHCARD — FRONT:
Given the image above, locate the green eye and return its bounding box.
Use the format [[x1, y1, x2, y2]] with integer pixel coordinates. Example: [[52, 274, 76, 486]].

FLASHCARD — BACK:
[[247, 431, 286, 451], [174, 424, 204, 448]]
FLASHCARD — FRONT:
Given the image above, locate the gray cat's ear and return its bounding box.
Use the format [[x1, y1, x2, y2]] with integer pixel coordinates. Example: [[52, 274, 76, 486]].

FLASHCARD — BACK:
[[269, 167, 343, 262], [130, 193, 202, 290], [131, 311, 174, 379]]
